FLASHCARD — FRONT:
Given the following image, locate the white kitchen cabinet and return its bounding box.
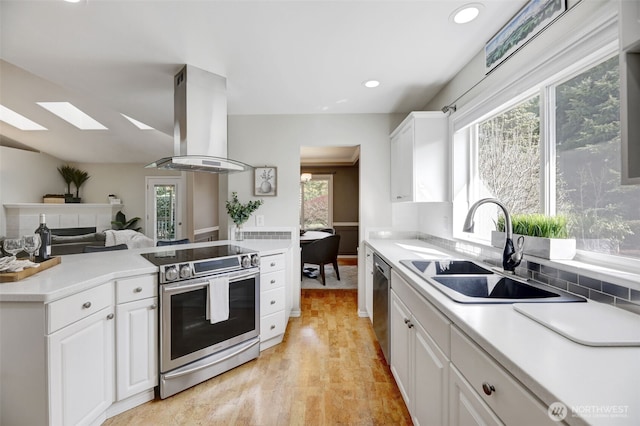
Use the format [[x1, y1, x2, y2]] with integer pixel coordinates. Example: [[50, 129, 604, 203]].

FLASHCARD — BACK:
[[48, 305, 115, 426], [390, 270, 450, 426], [449, 364, 503, 426], [450, 326, 555, 426], [365, 246, 374, 323], [260, 251, 287, 350], [390, 111, 448, 202], [114, 275, 158, 402], [620, 0, 640, 184]]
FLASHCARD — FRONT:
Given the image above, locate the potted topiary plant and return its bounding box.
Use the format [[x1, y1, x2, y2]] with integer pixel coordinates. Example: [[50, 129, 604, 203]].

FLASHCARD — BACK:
[[70, 168, 90, 203], [57, 164, 76, 203], [225, 192, 263, 241], [492, 213, 576, 260]]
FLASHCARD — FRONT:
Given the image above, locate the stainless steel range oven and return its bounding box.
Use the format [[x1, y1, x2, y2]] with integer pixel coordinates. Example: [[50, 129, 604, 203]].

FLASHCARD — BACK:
[[141, 245, 260, 399]]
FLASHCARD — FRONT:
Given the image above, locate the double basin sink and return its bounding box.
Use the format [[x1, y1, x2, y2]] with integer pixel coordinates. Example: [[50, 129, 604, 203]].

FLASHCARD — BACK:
[[400, 259, 585, 304]]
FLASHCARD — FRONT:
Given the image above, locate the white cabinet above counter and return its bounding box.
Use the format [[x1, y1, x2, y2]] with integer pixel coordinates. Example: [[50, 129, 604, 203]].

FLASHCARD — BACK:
[[390, 111, 448, 202]]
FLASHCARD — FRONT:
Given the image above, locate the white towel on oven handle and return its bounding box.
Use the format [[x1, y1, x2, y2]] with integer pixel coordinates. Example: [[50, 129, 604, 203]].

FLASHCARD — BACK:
[[206, 276, 230, 324]]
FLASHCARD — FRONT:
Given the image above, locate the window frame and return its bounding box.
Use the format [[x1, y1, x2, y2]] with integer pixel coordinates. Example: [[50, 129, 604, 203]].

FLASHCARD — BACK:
[[451, 7, 640, 270], [300, 174, 334, 230]]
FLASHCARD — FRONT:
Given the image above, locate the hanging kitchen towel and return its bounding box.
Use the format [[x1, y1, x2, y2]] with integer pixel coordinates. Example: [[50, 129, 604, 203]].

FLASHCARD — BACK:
[[206, 276, 230, 324]]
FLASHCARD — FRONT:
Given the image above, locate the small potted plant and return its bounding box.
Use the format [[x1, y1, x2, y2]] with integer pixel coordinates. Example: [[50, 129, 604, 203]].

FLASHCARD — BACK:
[[57, 164, 76, 203], [492, 213, 576, 260], [70, 168, 90, 203], [225, 192, 263, 241]]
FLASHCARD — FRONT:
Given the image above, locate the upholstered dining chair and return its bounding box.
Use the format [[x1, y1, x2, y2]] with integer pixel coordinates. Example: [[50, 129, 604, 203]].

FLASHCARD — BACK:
[[301, 234, 341, 286]]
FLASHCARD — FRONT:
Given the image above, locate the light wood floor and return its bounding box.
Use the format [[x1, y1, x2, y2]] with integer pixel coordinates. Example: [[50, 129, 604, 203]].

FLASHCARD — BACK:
[[104, 289, 411, 425]]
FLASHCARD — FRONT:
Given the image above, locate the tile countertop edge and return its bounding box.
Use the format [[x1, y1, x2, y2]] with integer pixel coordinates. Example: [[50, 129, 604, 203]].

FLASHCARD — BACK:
[[0, 240, 293, 303], [365, 238, 640, 426]]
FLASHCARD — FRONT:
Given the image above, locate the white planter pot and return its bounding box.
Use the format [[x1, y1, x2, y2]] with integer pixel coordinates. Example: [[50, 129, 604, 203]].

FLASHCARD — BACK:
[[491, 231, 576, 260]]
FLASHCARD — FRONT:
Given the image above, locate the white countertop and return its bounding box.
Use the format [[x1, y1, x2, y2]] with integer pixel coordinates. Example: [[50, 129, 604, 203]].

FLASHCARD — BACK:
[[366, 238, 640, 426], [0, 239, 292, 303]]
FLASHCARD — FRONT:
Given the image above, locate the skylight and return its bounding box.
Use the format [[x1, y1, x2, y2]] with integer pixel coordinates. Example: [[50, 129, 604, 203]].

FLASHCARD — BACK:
[[37, 102, 107, 130], [121, 113, 154, 130], [0, 104, 47, 130]]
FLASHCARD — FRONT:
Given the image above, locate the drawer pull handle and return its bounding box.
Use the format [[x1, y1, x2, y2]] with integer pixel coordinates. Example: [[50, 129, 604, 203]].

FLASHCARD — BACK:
[[82, 302, 92, 309], [270, 300, 276, 305], [270, 262, 276, 267], [107, 313, 114, 320], [150, 304, 157, 310], [134, 287, 143, 293], [270, 279, 276, 284], [270, 325, 276, 330], [482, 382, 495, 396]]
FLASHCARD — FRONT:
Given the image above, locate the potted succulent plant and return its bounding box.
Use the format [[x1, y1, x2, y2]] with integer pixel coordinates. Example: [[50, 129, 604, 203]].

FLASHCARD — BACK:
[[492, 213, 576, 260], [225, 192, 263, 241]]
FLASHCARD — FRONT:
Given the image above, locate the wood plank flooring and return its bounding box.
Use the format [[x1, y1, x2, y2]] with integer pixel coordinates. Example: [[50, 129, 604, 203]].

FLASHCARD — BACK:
[[104, 289, 411, 425]]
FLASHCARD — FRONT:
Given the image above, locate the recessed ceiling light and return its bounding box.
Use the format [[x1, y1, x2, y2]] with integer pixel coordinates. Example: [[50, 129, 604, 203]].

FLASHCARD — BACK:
[[121, 113, 154, 130], [37, 102, 107, 130], [0, 105, 47, 130], [363, 80, 380, 88], [451, 3, 483, 24]]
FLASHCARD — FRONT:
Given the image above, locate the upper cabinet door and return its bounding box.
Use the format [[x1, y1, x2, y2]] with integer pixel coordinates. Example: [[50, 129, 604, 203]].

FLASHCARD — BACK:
[[620, 0, 640, 185], [390, 112, 449, 202]]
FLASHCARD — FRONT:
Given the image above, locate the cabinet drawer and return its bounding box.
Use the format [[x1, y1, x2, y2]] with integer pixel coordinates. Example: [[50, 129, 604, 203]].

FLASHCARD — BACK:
[[260, 270, 285, 292], [391, 269, 451, 356], [261, 253, 285, 274], [47, 282, 114, 334], [450, 326, 554, 426], [260, 287, 285, 316], [116, 274, 157, 304], [260, 310, 286, 341]]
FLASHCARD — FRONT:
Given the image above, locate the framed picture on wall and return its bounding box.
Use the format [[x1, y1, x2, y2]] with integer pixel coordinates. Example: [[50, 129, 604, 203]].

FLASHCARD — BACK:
[[484, 0, 566, 74], [254, 167, 277, 196]]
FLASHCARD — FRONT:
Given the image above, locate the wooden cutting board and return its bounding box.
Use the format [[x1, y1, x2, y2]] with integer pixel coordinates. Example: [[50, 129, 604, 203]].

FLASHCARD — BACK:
[[0, 257, 61, 283], [514, 302, 640, 347]]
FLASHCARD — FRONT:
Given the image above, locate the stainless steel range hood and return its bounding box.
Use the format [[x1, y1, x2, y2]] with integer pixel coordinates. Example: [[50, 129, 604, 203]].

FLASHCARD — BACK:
[[146, 65, 252, 173]]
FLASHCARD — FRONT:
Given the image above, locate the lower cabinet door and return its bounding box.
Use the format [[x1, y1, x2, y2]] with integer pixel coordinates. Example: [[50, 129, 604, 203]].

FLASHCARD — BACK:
[[413, 320, 448, 426], [116, 297, 158, 400], [449, 365, 503, 426], [48, 306, 115, 426], [389, 291, 413, 409]]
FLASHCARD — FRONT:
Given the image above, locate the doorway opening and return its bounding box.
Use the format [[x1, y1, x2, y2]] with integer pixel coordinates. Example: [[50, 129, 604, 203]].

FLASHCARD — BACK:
[[300, 145, 360, 290]]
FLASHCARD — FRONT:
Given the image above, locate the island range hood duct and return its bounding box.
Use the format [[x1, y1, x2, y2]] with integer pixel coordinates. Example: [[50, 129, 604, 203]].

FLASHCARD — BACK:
[[146, 65, 253, 173]]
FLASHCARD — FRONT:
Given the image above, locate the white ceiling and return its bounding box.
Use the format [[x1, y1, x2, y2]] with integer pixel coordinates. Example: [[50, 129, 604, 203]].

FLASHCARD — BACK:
[[0, 0, 527, 164]]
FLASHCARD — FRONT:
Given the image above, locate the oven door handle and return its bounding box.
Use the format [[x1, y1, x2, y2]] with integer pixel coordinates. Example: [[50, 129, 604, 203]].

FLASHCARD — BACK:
[[162, 270, 258, 295], [163, 338, 260, 380]]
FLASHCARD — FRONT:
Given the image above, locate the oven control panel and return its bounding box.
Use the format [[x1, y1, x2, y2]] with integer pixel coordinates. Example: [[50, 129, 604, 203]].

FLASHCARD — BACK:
[[160, 253, 260, 283]]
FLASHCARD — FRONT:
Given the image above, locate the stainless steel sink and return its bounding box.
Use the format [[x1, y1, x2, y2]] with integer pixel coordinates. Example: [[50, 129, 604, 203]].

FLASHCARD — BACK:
[[400, 259, 585, 304]]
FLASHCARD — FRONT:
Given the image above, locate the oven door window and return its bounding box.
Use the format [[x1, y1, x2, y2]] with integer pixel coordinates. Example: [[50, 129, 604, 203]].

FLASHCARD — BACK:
[[168, 276, 256, 361]]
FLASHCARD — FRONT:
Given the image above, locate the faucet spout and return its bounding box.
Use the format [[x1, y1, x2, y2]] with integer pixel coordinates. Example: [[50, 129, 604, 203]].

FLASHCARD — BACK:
[[463, 198, 523, 273]]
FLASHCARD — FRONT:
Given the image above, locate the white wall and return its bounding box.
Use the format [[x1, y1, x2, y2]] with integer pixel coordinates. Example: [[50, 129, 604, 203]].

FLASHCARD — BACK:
[[72, 163, 180, 234], [227, 113, 403, 314], [0, 146, 63, 237]]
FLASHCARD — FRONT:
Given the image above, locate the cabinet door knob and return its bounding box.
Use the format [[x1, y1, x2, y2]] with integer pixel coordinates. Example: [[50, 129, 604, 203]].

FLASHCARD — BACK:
[[82, 301, 92, 309], [270, 279, 276, 284], [134, 287, 143, 293], [270, 300, 276, 305], [407, 322, 414, 329], [149, 304, 157, 310], [270, 262, 276, 267], [404, 318, 410, 324], [482, 382, 496, 396], [270, 324, 276, 330], [107, 313, 114, 320]]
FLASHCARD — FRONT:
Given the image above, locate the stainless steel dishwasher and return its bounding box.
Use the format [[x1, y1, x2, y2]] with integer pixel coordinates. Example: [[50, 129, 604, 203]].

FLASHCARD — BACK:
[[372, 253, 391, 363]]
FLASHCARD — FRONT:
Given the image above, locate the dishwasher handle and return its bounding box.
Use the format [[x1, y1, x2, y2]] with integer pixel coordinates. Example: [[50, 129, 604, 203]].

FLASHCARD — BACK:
[[373, 253, 390, 279]]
